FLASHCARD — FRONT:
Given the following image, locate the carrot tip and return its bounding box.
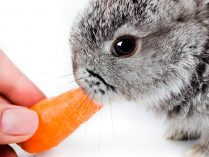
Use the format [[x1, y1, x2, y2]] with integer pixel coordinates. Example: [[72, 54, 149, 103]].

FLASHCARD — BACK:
[[18, 88, 102, 153]]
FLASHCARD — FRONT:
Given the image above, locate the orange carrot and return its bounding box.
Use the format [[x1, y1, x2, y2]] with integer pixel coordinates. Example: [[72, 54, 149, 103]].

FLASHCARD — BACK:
[[18, 87, 102, 153]]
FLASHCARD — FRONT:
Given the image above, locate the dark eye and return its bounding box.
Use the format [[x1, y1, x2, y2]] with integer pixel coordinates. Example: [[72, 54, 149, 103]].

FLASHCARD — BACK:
[[112, 35, 137, 57]]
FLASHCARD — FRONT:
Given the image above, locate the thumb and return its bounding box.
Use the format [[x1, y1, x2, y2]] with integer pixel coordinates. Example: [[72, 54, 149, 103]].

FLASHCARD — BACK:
[[0, 104, 38, 144]]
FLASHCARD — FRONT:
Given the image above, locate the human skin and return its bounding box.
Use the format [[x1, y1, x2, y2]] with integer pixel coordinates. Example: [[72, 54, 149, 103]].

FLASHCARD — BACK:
[[0, 50, 45, 157]]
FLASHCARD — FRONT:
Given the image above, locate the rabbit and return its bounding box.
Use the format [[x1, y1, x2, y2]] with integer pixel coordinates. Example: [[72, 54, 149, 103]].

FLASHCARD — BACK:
[[70, 0, 209, 156]]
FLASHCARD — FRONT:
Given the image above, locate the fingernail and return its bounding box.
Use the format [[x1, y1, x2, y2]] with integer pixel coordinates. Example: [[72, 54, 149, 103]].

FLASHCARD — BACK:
[[1, 108, 38, 135]]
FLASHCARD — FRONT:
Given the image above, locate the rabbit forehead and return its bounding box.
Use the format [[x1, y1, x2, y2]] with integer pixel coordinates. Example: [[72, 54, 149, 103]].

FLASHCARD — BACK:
[[72, 0, 183, 45]]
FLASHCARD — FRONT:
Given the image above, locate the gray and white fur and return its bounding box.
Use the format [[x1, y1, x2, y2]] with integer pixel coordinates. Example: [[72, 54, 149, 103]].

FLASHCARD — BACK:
[[70, 0, 209, 156]]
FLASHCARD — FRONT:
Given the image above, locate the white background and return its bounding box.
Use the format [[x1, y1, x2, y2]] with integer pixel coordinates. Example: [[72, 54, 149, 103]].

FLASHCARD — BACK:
[[0, 0, 195, 157]]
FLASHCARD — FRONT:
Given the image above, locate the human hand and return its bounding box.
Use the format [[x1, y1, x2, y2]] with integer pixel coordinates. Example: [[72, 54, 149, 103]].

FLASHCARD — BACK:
[[0, 50, 45, 157]]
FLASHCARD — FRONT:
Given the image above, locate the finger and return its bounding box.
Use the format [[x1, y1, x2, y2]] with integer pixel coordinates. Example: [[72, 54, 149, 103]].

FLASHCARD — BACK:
[[0, 104, 38, 144], [0, 145, 17, 157], [0, 94, 10, 104], [0, 50, 45, 106]]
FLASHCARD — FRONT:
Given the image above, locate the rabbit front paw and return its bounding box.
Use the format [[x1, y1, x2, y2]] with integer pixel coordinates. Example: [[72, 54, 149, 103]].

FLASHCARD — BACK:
[[186, 144, 209, 157], [166, 131, 200, 141], [167, 131, 190, 141]]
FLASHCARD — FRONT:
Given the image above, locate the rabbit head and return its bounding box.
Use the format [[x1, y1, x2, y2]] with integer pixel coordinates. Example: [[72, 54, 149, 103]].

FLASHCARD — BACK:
[[70, 0, 209, 106]]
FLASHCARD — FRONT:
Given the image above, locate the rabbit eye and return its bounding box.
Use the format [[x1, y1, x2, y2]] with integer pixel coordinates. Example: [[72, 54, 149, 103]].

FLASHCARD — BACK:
[[112, 35, 137, 57]]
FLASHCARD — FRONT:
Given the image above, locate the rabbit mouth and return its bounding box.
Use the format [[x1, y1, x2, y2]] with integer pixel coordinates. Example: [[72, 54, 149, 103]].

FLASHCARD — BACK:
[[74, 67, 117, 103], [86, 69, 115, 92]]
